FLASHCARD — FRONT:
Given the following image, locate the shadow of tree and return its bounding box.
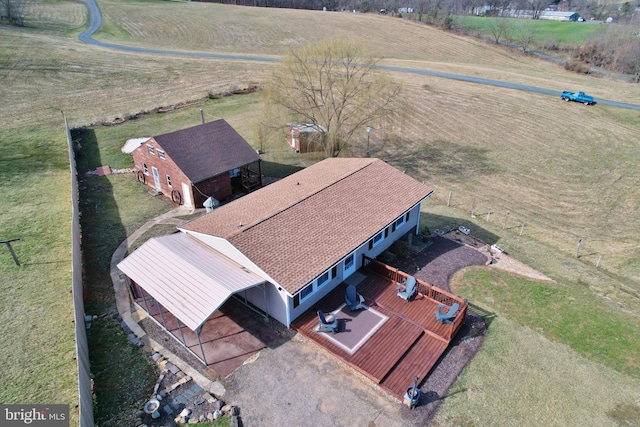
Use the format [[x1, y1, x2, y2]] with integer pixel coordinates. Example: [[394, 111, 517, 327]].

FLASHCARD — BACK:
[[376, 136, 498, 181]]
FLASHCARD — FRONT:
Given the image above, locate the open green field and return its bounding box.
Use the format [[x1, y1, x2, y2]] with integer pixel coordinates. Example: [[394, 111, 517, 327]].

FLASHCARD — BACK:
[[454, 15, 605, 46], [1, 0, 639, 425]]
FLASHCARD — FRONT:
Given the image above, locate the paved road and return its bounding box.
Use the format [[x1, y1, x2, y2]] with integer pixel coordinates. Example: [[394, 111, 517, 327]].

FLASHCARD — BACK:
[[78, 0, 640, 110]]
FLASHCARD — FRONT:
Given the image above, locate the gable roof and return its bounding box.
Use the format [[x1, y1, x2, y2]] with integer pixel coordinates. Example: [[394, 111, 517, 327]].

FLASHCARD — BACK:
[[117, 232, 265, 331], [181, 158, 433, 295], [151, 119, 260, 183]]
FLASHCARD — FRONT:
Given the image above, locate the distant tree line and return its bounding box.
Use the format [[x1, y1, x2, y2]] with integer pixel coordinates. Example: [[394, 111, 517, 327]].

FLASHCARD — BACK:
[[195, 0, 640, 24], [1, 0, 27, 26]]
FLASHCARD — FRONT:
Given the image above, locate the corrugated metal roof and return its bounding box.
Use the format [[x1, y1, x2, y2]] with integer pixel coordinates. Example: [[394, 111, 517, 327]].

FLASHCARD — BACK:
[[117, 233, 265, 331], [182, 158, 433, 295]]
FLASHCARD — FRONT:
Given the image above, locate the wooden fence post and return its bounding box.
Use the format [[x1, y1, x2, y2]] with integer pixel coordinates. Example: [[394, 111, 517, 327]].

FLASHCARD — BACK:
[[575, 238, 582, 258]]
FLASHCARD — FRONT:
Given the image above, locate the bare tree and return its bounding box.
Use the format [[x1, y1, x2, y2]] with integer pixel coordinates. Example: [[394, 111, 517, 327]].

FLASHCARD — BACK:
[[516, 19, 536, 53], [487, 18, 504, 43], [1, 0, 28, 26], [266, 38, 402, 157]]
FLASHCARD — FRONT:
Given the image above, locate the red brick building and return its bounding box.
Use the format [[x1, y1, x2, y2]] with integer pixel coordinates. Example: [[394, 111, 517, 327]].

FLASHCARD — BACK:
[[131, 119, 261, 208]]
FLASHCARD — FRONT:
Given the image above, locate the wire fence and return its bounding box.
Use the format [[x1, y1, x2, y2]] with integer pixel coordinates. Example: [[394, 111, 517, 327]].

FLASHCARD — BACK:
[[426, 187, 609, 272]]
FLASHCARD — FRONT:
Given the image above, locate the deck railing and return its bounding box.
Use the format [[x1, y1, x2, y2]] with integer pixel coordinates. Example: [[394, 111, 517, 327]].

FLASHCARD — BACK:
[[363, 256, 467, 340]]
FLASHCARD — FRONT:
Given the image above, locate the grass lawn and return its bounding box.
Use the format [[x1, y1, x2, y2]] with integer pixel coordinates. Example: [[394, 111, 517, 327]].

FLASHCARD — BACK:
[[434, 315, 640, 426], [1, 0, 639, 425], [453, 15, 605, 47], [0, 122, 79, 425]]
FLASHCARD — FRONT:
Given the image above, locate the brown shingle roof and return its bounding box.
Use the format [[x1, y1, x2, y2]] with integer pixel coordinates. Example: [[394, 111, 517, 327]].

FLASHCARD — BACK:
[[181, 158, 432, 294], [152, 119, 259, 183]]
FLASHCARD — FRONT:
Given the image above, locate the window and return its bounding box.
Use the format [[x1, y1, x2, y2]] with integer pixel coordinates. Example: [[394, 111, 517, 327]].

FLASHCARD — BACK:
[[300, 283, 313, 301], [158, 150, 165, 160], [166, 175, 172, 187], [143, 163, 148, 175], [344, 253, 354, 272], [317, 271, 330, 287], [369, 230, 384, 249], [395, 214, 406, 230], [147, 145, 155, 155]]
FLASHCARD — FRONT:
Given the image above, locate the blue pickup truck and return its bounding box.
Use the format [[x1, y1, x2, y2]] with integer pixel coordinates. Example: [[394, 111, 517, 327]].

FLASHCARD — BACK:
[[561, 91, 594, 105]]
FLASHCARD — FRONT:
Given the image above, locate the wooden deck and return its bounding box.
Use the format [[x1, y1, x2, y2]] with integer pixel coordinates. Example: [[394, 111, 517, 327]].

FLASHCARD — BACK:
[[292, 262, 467, 399]]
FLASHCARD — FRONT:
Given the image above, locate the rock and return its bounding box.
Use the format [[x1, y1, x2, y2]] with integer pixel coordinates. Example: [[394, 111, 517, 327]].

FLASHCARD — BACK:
[[198, 414, 205, 422], [221, 404, 232, 413], [188, 418, 198, 424], [166, 363, 180, 374], [128, 334, 141, 346], [207, 412, 214, 421], [213, 409, 223, 420], [209, 381, 226, 397], [151, 353, 162, 362], [214, 400, 225, 411], [202, 392, 215, 403], [194, 397, 205, 406], [179, 408, 191, 417]]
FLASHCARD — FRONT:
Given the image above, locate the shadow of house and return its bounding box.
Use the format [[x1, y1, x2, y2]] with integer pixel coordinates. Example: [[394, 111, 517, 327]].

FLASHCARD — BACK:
[[129, 119, 262, 208]]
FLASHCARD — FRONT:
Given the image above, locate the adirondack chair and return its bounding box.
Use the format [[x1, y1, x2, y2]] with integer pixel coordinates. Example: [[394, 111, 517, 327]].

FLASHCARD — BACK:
[[317, 310, 339, 334], [345, 284, 366, 311], [397, 276, 417, 301], [435, 302, 460, 324]]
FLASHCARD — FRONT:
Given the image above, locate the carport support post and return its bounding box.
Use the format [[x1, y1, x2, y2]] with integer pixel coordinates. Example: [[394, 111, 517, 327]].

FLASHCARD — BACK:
[[175, 318, 187, 345], [157, 301, 169, 330], [196, 326, 207, 365], [141, 288, 152, 316]]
